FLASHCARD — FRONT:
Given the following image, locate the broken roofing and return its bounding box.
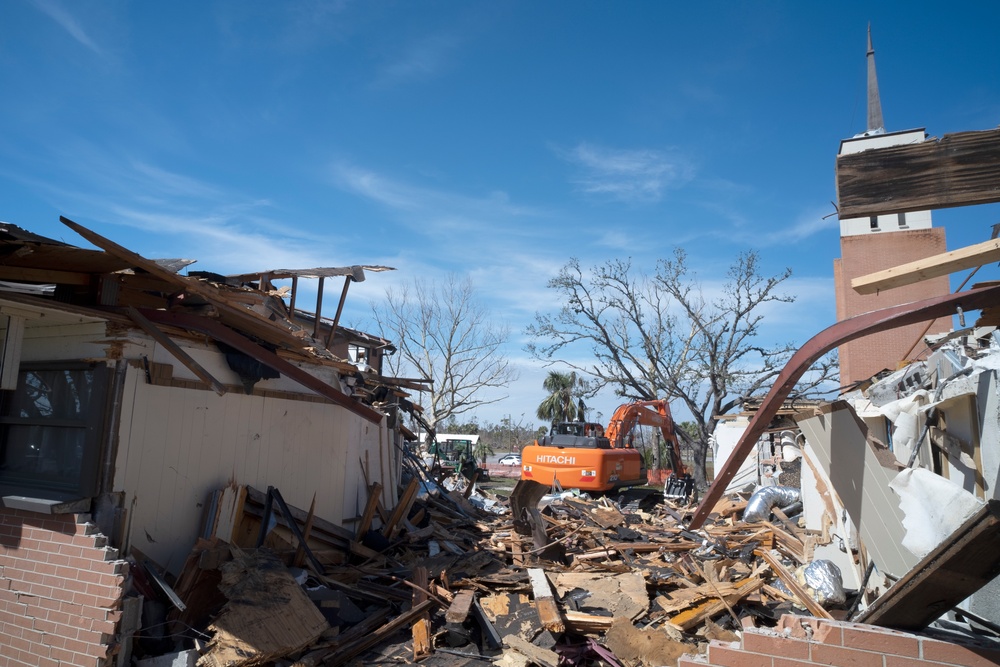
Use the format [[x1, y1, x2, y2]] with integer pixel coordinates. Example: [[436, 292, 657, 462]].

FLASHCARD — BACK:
[[0, 217, 406, 415]]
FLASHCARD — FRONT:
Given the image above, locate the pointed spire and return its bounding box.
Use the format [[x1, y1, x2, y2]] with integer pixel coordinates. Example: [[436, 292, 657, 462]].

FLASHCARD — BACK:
[[866, 23, 885, 133]]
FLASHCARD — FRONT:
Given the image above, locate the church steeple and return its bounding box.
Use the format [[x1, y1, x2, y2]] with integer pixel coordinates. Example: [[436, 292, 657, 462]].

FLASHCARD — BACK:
[[866, 23, 885, 133]]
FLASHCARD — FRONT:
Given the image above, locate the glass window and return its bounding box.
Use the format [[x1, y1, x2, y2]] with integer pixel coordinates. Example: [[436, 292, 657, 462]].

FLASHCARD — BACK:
[[0, 363, 109, 498]]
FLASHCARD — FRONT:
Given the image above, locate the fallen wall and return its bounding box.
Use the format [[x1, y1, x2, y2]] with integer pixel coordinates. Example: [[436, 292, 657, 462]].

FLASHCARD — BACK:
[[681, 614, 1000, 667], [0, 509, 126, 667]]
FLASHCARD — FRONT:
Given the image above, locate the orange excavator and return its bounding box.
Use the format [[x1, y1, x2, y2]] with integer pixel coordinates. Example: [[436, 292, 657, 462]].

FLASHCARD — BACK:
[[520, 399, 692, 497]]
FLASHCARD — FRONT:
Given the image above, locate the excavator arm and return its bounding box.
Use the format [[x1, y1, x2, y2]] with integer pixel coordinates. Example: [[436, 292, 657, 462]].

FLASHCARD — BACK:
[[604, 399, 686, 475]]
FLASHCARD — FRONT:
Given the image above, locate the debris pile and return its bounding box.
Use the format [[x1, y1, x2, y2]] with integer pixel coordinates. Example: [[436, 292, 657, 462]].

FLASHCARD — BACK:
[[122, 467, 873, 667]]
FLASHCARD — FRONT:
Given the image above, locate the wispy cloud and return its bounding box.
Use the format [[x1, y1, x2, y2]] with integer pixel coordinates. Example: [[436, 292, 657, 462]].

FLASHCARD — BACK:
[[31, 0, 103, 55], [728, 208, 839, 247], [370, 32, 460, 89], [558, 142, 693, 204], [331, 162, 543, 234]]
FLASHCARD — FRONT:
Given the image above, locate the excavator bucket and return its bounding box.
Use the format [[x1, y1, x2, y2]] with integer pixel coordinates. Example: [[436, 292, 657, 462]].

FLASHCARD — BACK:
[[509, 479, 549, 536], [509, 478, 563, 561], [664, 473, 695, 500]]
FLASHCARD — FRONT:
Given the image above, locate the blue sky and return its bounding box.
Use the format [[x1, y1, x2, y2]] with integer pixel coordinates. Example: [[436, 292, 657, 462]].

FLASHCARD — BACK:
[[2, 1, 999, 428]]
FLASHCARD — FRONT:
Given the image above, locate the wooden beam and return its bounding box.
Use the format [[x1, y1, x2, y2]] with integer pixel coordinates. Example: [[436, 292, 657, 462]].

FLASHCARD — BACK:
[[528, 568, 565, 633], [382, 477, 419, 539], [125, 306, 227, 396], [853, 238, 1000, 295], [142, 310, 385, 423], [325, 276, 353, 349], [0, 266, 93, 286], [60, 217, 312, 352], [411, 566, 432, 661], [836, 127, 1000, 219], [292, 493, 317, 568], [445, 589, 476, 625], [855, 500, 1000, 630], [354, 482, 382, 539]]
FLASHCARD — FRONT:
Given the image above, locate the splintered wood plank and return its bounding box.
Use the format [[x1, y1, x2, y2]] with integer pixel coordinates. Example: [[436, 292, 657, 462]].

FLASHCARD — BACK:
[[411, 566, 431, 661], [503, 635, 559, 667], [445, 589, 476, 625], [355, 482, 383, 538], [563, 610, 615, 633], [667, 577, 763, 631], [527, 568, 565, 633], [510, 538, 524, 567], [384, 477, 419, 539], [765, 521, 806, 565], [836, 127, 1000, 218]]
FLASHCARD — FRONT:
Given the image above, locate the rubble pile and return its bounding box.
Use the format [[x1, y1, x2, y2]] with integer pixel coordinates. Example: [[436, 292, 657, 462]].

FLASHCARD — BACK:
[[124, 467, 863, 667]]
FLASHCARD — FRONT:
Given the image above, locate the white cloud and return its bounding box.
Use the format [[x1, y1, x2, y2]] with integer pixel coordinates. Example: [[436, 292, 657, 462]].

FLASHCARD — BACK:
[[31, 0, 103, 55], [559, 142, 693, 204]]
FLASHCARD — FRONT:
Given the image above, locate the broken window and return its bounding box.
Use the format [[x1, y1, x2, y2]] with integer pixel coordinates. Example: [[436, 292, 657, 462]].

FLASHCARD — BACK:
[[0, 362, 109, 499]]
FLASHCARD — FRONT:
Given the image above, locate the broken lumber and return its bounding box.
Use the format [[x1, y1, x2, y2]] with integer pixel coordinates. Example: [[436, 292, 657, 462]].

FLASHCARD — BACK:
[[527, 568, 565, 633]]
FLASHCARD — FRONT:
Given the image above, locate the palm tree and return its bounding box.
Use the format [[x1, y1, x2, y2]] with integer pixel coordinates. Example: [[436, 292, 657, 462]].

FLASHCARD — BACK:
[[536, 371, 587, 424]]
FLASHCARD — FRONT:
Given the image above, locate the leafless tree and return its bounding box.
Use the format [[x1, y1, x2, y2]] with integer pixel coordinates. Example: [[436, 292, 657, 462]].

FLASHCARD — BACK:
[[525, 249, 837, 486], [371, 274, 518, 429]]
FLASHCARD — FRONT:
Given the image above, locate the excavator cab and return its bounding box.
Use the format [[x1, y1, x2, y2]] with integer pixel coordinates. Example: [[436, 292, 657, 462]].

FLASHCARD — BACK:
[[537, 422, 612, 450]]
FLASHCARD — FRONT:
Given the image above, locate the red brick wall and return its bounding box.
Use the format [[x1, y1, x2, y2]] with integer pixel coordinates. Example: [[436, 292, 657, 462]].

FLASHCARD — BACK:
[[0, 509, 127, 667], [834, 228, 952, 386], [680, 614, 1000, 667]]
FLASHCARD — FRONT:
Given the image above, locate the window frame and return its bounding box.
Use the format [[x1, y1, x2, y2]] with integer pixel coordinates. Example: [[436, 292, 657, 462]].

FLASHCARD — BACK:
[[0, 361, 111, 502]]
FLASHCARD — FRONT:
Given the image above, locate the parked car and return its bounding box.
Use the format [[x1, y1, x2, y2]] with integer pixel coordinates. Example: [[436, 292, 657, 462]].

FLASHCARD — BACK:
[[498, 454, 521, 466]]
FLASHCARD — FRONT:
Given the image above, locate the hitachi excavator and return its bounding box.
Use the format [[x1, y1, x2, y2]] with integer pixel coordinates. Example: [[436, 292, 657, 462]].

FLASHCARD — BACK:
[[520, 399, 693, 497]]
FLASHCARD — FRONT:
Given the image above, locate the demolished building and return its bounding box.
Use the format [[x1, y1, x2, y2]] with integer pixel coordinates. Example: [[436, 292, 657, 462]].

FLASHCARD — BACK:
[[0, 218, 419, 665]]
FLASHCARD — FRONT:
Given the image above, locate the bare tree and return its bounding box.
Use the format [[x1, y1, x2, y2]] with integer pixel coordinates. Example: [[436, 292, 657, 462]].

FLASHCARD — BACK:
[[525, 249, 837, 486], [371, 274, 518, 429]]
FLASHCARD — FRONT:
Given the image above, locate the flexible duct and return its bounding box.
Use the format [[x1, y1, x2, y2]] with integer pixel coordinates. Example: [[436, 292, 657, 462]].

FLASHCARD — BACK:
[[743, 485, 801, 523]]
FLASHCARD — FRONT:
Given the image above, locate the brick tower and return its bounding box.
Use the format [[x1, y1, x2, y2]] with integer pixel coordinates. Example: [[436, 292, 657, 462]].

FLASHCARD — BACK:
[[833, 26, 951, 387]]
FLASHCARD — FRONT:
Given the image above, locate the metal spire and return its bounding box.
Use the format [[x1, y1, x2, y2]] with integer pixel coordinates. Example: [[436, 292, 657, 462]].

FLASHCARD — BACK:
[[866, 23, 885, 133]]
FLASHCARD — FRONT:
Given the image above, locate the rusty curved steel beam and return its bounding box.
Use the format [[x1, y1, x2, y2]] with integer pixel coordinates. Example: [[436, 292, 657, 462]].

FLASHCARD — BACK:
[[689, 283, 1000, 530], [140, 308, 385, 424]]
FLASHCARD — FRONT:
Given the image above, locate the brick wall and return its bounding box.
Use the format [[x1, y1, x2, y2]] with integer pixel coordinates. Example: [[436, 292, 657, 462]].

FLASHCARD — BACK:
[[834, 228, 952, 386], [0, 508, 127, 667], [680, 614, 1000, 667]]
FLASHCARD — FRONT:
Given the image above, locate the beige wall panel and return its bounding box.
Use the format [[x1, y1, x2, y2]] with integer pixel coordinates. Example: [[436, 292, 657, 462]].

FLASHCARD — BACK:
[[114, 366, 386, 574], [797, 403, 919, 579]]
